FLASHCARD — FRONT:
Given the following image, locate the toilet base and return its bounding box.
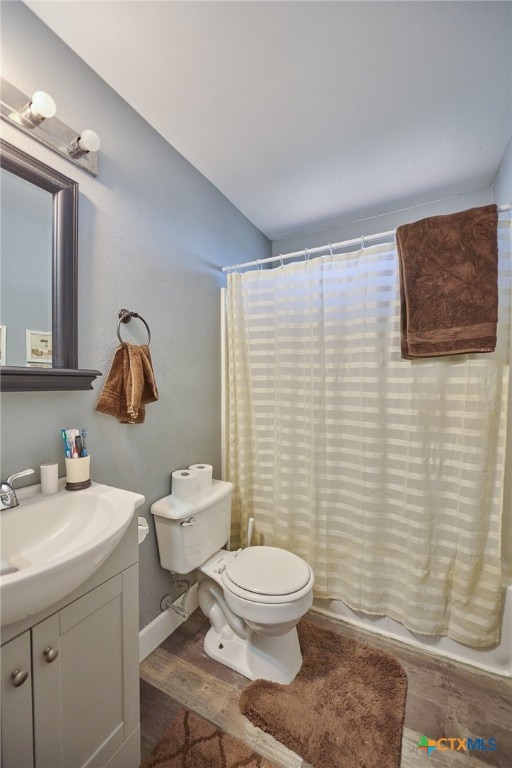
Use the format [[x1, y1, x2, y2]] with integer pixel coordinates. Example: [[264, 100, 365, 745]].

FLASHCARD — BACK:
[[203, 624, 302, 684]]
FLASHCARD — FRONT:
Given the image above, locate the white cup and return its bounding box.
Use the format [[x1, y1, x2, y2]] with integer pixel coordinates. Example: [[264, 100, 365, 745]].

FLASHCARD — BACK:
[[40, 462, 59, 496]]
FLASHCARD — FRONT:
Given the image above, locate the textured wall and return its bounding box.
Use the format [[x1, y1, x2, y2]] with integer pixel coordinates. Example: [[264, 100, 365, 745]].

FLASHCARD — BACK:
[[271, 188, 494, 256], [0, 2, 270, 628]]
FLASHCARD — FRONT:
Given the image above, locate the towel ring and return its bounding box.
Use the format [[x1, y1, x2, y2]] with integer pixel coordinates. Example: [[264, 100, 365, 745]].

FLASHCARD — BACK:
[[117, 309, 151, 345]]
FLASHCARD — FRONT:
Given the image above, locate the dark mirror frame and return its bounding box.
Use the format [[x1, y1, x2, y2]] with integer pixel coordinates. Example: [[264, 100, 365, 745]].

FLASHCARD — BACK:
[[0, 140, 100, 391]]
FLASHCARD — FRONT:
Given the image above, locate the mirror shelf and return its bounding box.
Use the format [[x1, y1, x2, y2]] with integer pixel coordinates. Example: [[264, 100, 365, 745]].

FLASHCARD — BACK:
[[1, 367, 100, 392], [0, 140, 101, 391]]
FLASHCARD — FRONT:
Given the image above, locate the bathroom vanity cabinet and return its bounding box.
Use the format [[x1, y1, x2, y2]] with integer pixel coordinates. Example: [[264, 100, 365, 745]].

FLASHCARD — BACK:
[[1, 517, 140, 768]]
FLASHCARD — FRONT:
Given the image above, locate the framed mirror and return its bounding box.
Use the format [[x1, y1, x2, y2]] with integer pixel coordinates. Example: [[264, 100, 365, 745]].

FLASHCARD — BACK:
[[0, 140, 100, 390]]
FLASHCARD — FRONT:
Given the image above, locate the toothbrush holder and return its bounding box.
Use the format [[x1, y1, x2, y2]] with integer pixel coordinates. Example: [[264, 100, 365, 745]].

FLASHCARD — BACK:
[[65, 456, 91, 491]]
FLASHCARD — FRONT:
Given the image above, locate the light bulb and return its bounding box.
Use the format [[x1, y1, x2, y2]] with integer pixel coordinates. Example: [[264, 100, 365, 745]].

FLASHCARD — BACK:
[[30, 90, 57, 120], [15, 89, 57, 127], [77, 129, 100, 153], [67, 129, 101, 159]]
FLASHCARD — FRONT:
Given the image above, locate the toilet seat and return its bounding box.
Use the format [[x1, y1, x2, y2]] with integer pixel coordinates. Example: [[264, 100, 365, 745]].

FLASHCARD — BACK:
[[222, 546, 313, 604]]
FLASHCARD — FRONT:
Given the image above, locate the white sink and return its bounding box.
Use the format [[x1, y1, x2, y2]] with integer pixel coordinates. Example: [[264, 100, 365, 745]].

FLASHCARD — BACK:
[[0, 482, 144, 627]]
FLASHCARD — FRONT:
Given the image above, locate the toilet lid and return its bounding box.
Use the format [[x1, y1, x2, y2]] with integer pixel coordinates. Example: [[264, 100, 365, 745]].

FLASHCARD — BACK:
[[223, 546, 311, 596]]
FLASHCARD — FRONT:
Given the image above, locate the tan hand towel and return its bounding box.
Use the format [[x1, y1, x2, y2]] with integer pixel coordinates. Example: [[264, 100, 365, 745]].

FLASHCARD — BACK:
[[396, 204, 498, 359], [96, 343, 158, 423]]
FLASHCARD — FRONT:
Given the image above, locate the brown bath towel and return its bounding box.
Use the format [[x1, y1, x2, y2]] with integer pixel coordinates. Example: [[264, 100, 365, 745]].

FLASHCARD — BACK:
[[96, 343, 158, 423], [396, 204, 498, 358]]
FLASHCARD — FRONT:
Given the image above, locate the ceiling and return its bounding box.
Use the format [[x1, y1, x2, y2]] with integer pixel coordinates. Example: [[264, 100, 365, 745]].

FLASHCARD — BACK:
[[26, 1, 512, 242]]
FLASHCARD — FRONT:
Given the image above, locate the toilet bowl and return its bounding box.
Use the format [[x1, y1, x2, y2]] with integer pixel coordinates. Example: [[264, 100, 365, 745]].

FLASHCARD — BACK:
[[151, 479, 314, 683], [220, 545, 313, 631], [198, 546, 314, 682]]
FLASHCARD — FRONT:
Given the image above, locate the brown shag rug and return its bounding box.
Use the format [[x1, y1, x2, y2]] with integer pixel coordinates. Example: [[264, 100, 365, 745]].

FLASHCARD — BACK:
[[240, 619, 408, 768], [140, 708, 278, 768]]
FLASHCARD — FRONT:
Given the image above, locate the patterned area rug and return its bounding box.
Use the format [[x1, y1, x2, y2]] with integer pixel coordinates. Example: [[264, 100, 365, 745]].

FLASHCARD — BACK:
[[240, 619, 408, 768], [140, 708, 278, 768]]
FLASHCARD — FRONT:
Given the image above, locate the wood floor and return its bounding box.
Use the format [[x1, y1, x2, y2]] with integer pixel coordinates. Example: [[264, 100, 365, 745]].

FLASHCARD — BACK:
[[139, 609, 512, 768]]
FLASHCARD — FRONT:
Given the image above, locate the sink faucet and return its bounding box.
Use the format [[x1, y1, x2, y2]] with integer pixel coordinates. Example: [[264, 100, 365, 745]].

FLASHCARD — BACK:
[[0, 469, 35, 510]]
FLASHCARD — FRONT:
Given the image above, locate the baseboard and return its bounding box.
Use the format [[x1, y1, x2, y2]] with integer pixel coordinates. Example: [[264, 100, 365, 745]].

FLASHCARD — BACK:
[[139, 583, 199, 662]]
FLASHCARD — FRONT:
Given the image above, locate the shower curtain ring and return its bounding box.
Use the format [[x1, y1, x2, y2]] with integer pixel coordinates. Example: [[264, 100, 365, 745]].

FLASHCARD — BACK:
[[304, 247, 310, 262], [279, 254, 284, 268], [360, 235, 365, 251], [256, 258, 262, 271], [328, 243, 333, 257]]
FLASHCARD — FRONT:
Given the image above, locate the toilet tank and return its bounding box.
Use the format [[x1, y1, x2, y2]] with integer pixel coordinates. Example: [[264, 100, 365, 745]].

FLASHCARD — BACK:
[[150, 479, 233, 574]]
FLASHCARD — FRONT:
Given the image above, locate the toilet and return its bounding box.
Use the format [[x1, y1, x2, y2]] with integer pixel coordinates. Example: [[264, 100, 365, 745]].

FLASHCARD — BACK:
[[150, 479, 314, 683]]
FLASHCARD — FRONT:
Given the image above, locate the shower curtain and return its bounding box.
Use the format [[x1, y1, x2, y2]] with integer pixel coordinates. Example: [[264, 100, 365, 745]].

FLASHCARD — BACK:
[[225, 219, 511, 648]]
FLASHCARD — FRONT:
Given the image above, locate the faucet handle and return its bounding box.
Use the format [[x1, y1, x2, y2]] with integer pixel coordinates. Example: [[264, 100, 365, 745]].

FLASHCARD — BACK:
[[6, 469, 35, 487], [1, 469, 34, 511]]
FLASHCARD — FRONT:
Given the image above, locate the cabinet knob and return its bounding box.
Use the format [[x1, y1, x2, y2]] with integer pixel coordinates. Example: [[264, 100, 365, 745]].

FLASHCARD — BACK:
[[11, 669, 29, 687], [43, 646, 59, 663]]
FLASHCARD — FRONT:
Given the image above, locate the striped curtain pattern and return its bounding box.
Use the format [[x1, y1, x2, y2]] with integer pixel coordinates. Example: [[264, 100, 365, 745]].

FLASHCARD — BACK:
[[226, 218, 511, 648]]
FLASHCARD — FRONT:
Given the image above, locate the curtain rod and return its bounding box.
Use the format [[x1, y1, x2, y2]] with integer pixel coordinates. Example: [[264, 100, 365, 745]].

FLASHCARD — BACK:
[[222, 203, 512, 273]]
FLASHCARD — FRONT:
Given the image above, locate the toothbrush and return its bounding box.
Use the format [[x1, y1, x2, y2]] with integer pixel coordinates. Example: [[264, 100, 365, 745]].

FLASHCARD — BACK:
[[61, 428, 71, 458], [81, 427, 88, 457]]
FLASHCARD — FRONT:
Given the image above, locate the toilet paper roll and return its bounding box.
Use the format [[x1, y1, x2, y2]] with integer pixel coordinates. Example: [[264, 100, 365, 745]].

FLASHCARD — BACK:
[[188, 463, 213, 491], [172, 469, 199, 498], [138, 516, 149, 544]]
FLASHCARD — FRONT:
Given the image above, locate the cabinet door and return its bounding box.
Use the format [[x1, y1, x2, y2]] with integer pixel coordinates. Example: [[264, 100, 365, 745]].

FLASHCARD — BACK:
[[0, 631, 34, 768], [32, 572, 136, 768]]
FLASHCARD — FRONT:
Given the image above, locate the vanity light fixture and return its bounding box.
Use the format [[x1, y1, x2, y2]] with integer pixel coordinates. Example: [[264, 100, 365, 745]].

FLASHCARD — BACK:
[[66, 129, 101, 159], [15, 90, 57, 128], [0, 78, 99, 176]]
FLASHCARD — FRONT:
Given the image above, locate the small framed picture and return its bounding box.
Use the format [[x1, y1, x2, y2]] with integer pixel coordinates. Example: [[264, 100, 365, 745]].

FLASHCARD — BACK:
[[0, 325, 6, 366], [26, 329, 52, 365]]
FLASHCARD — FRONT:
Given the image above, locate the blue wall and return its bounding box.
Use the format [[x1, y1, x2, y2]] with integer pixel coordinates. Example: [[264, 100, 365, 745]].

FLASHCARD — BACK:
[[0, 2, 270, 628]]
